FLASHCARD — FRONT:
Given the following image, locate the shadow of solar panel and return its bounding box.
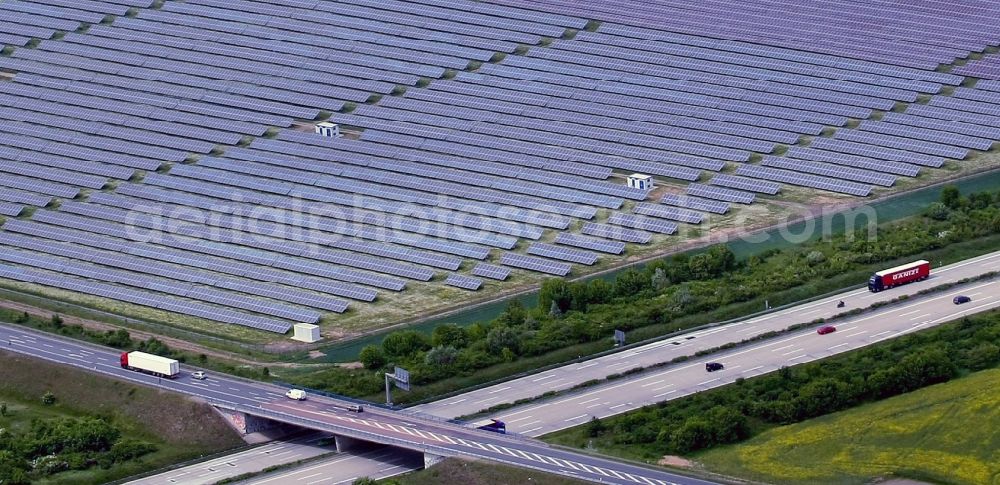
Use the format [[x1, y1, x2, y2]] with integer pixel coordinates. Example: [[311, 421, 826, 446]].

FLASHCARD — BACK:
[[554, 233, 625, 254], [500, 253, 571, 276], [445, 274, 483, 290], [527, 242, 599, 265], [471, 263, 510, 280]]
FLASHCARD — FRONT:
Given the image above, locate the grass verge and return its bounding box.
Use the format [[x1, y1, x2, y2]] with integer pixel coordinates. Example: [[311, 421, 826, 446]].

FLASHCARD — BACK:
[[0, 350, 243, 484]]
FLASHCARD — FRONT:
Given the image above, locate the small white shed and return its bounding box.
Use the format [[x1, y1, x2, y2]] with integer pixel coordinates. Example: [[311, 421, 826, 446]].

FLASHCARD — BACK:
[[627, 174, 654, 190], [315, 121, 341, 138], [291, 323, 321, 343]]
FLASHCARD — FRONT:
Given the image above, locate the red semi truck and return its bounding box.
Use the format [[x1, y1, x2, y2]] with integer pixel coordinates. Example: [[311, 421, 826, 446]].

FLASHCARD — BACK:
[[868, 260, 930, 292], [120, 351, 180, 379]]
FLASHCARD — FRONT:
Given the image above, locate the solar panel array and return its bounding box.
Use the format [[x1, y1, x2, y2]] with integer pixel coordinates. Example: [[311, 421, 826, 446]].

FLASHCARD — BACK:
[[500, 253, 572, 276], [445, 274, 484, 291], [686, 183, 756, 204], [480, 0, 1000, 70], [633, 203, 704, 224], [660, 193, 730, 214], [2, 0, 1000, 335], [527, 242, 600, 265], [736, 164, 873, 197], [608, 214, 679, 235], [710, 174, 781, 195], [471, 263, 511, 281], [554, 233, 626, 255]]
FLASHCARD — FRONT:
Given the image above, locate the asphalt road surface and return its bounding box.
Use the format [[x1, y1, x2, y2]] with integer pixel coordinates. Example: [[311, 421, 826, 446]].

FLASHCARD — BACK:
[[237, 443, 423, 485], [488, 279, 1000, 436], [413, 250, 1000, 419], [129, 432, 336, 485], [0, 324, 718, 485]]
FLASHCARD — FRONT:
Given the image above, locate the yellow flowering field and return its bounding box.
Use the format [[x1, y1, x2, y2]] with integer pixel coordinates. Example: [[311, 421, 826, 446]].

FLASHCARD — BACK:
[[695, 369, 1000, 485]]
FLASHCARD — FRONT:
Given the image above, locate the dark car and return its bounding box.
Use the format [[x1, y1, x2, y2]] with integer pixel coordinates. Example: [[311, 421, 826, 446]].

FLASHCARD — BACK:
[[817, 325, 837, 335], [705, 362, 724, 372], [953, 295, 971, 305]]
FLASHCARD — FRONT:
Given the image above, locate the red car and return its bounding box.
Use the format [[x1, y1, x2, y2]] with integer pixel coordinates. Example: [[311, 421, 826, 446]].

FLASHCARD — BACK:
[[817, 325, 837, 335]]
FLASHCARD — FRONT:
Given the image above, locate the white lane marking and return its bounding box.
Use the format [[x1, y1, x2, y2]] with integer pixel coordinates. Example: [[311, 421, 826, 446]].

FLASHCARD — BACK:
[[586, 403, 604, 409], [506, 415, 537, 424], [640, 379, 665, 388], [781, 348, 805, 355], [788, 354, 808, 361], [743, 365, 764, 374], [531, 374, 557, 382], [909, 313, 931, 321], [654, 389, 677, 398], [522, 426, 543, 434], [445, 398, 467, 405], [609, 404, 627, 410], [488, 386, 511, 394], [697, 378, 719, 386], [898, 309, 921, 317], [872, 330, 893, 338], [841, 330, 868, 338], [564, 414, 589, 422], [577, 397, 601, 404], [827, 342, 850, 350]]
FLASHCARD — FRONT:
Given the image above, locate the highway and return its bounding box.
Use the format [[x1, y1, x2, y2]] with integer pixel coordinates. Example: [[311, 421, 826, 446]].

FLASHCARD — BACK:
[[413, 251, 1000, 419], [237, 443, 423, 485], [129, 432, 338, 485], [484, 279, 1000, 436], [0, 323, 718, 485]]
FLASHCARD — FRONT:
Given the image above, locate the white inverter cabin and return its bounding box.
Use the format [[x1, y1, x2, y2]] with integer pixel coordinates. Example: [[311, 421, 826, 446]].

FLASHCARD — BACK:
[[627, 174, 654, 190], [315, 121, 341, 138]]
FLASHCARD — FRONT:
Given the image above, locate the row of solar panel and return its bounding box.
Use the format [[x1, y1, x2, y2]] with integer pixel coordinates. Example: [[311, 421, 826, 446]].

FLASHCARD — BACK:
[[451, 71, 828, 136], [0, 262, 292, 333], [55, 198, 439, 282], [253, 136, 600, 219], [0, 247, 322, 322], [118, 177, 503, 261], [0, 232, 351, 312], [5, 217, 393, 300]]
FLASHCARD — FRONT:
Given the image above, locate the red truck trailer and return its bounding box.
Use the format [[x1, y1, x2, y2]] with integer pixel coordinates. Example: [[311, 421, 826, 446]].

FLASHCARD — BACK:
[[868, 260, 930, 292], [120, 351, 180, 379]]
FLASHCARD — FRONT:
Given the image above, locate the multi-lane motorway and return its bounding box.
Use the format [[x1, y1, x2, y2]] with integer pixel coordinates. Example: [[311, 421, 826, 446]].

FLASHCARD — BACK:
[[129, 432, 337, 485], [485, 279, 999, 435], [4, 251, 999, 483], [414, 251, 1000, 420], [0, 323, 717, 485]]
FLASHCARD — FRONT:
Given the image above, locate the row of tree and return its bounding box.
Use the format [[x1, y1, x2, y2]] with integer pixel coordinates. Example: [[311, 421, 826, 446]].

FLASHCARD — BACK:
[[292, 186, 1000, 400], [583, 309, 1000, 456]]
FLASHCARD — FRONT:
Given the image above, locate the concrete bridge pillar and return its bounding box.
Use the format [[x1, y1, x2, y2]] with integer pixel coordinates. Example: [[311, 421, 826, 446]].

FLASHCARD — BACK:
[[424, 452, 445, 468], [216, 409, 282, 435]]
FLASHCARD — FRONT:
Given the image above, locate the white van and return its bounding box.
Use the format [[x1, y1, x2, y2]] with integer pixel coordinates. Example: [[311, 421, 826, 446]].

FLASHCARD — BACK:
[[285, 389, 307, 400]]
